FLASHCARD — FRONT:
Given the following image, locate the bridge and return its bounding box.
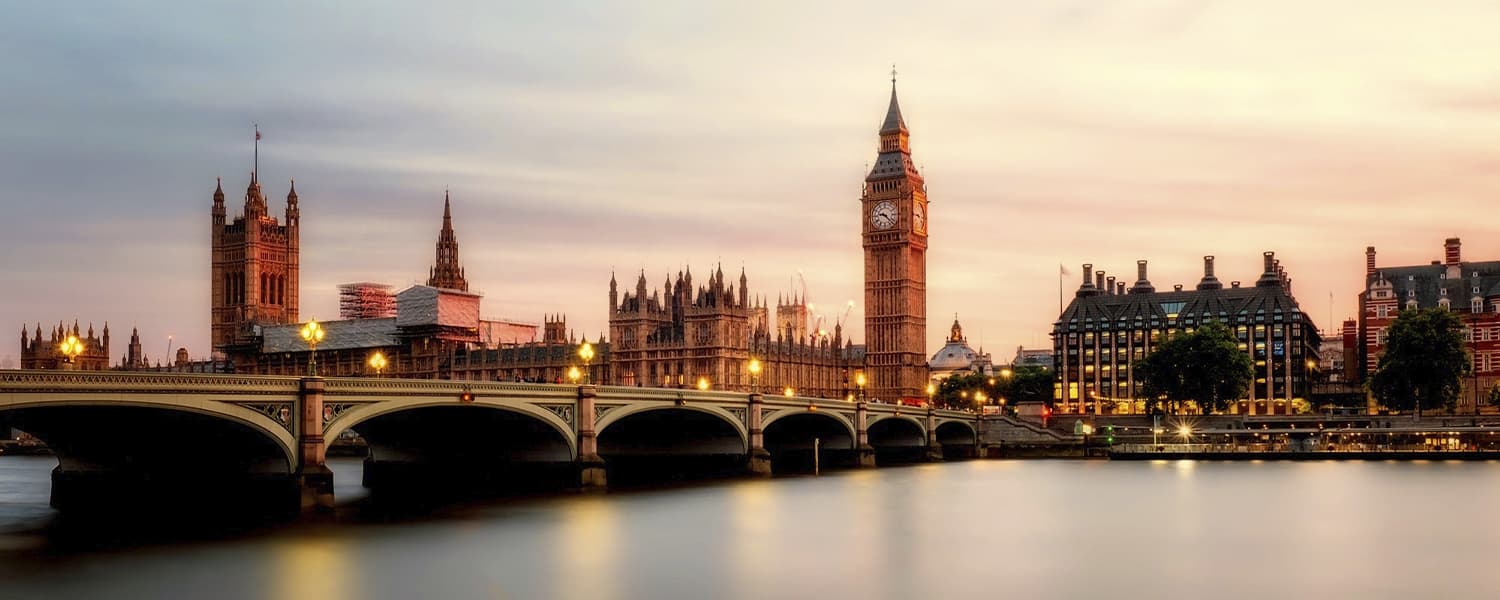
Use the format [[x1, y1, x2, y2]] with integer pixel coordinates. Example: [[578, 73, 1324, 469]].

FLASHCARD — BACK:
[[0, 370, 981, 513]]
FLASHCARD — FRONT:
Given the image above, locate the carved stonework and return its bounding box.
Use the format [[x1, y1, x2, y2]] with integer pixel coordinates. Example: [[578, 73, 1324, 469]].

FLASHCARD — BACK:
[[322, 403, 354, 427], [541, 404, 574, 427], [726, 407, 747, 425], [244, 403, 294, 432], [595, 404, 618, 421]]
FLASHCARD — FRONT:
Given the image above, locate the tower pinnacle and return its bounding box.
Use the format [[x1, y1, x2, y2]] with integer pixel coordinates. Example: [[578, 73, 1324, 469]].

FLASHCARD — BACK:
[[426, 191, 469, 291]]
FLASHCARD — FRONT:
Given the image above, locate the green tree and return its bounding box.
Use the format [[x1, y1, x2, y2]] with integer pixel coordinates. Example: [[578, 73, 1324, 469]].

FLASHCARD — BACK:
[[1487, 385, 1500, 410], [1133, 321, 1253, 414], [931, 367, 1053, 411], [1370, 307, 1469, 416]]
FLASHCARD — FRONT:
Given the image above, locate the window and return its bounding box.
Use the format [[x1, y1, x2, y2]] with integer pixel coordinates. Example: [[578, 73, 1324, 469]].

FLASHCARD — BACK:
[[1474, 299, 1484, 314], [1406, 300, 1418, 310], [1439, 298, 1450, 310]]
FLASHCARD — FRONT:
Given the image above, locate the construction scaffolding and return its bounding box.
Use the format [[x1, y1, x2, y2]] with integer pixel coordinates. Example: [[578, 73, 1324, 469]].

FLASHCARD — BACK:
[[338, 282, 397, 320]]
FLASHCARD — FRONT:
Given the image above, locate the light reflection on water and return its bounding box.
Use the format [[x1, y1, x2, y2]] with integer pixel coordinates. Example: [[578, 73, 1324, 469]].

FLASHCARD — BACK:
[[0, 456, 1497, 599]]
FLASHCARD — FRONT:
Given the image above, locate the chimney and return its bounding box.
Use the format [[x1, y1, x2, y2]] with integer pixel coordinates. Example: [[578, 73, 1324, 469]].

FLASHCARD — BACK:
[[1096, 271, 1106, 292], [1130, 260, 1155, 294], [1445, 237, 1461, 266], [1173, 284, 1184, 291], [1256, 251, 1281, 287], [1077, 264, 1099, 297], [1366, 246, 1376, 276], [1117, 282, 1126, 295], [1231, 281, 1241, 288], [1196, 255, 1222, 290], [1082, 264, 1094, 288], [1106, 276, 1116, 295]]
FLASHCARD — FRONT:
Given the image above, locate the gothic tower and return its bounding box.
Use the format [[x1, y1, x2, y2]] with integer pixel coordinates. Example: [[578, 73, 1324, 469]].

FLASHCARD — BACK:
[[211, 137, 301, 355], [427, 191, 469, 291], [861, 74, 928, 401]]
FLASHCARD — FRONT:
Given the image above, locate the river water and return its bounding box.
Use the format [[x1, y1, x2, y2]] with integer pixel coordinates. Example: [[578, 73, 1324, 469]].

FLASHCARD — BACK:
[[0, 456, 1497, 599]]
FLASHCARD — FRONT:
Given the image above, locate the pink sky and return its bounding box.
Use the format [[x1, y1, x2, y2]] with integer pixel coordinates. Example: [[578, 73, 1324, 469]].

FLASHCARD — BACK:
[[3, 1, 1499, 367]]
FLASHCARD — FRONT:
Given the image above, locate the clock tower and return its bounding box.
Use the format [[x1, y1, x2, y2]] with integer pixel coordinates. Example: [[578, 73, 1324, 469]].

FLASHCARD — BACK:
[[861, 76, 928, 402]]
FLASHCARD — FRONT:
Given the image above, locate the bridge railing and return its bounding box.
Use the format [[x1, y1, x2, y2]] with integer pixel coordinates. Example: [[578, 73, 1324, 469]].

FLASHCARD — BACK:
[[0, 369, 303, 395]]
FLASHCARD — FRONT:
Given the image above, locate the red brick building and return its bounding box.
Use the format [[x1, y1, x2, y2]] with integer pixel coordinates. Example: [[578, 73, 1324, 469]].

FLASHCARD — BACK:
[[1359, 238, 1500, 412]]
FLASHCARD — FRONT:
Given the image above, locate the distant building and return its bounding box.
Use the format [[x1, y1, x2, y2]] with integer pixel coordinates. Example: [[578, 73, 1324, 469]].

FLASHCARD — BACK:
[[19, 321, 110, 370], [1359, 238, 1500, 412], [1053, 253, 1321, 415], [338, 283, 397, 319], [606, 267, 859, 398], [1011, 346, 1053, 371], [210, 166, 300, 357], [927, 317, 992, 381]]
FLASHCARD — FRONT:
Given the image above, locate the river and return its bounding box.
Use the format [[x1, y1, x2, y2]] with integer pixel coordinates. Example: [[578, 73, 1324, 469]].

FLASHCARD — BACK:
[[0, 456, 1497, 599]]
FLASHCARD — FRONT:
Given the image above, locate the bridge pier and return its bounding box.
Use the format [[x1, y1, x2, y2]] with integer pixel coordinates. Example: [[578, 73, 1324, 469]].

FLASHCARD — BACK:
[[576, 384, 607, 492], [296, 377, 335, 513], [854, 401, 876, 468], [746, 393, 772, 477], [925, 407, 943, 462]]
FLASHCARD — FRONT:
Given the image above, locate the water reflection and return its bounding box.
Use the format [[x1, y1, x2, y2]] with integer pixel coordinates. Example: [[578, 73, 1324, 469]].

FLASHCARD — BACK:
[[0, 458, 1497, 599]]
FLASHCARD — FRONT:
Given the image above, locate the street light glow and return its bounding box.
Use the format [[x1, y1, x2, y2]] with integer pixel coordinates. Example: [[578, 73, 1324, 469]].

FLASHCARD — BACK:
[[697, 377, 710, 391]]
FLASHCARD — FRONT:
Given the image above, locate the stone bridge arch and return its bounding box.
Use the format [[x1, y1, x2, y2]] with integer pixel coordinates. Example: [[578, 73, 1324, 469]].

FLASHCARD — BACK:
[[0, 394, 297, 469], [595, 403, 749, 453], [324, 396, 577, 455]]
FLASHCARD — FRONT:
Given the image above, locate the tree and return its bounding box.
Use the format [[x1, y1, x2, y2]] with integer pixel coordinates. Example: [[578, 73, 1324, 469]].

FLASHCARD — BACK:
[[1370, 307, 1469, 415], [1133, 321, 1253, 414], [931, 367, 1052, 411], [1487, 385, 1500, 410]]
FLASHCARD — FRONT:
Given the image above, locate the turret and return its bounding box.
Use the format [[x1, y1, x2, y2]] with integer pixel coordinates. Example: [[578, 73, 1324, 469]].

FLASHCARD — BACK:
[[739, 267, 748, 308], [212, 177, 226, 226], [609, 271, 619, 312], [285, 179, 299, 226]]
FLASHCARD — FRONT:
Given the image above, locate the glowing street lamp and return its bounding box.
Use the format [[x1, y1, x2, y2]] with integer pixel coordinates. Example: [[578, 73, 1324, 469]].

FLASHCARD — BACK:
[[855, 371, 867, 402], [697, 376, 710, 391], [1001, 368, 1013, 380], [58, 335, 84, 368], [568, 365, 581, 384], [784, 386, 795, 397], [368, 351, 388, 377], [578, 341, 595, 384], [299, 319, 325, 376], [925, 382, 936, 408], [1179, 425, 1193, 441], [975, 390, 987, 413], [748, 357, 762, 393]]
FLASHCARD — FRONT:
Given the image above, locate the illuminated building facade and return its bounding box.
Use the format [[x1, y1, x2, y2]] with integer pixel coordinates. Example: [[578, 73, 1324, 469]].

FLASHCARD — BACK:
[[1052, 253, 1321, 415]]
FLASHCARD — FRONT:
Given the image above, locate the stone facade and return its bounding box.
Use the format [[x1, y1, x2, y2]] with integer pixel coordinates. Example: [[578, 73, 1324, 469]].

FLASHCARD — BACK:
[[211, 167, 300, 356], [861, 78, 929, 402], [606, 268, 859, 398], [20, 321, 110, 370]]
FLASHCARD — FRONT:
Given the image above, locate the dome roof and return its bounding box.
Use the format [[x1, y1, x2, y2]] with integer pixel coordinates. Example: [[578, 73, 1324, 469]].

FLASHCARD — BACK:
[[928, 339, 979, 371]]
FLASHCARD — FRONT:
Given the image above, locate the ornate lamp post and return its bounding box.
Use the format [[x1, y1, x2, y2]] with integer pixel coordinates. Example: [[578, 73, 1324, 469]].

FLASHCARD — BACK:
[[747, 357, 762, 393], [58, 334, 84, 369], [578, 341, 595, 384], [925, 382, 936, 408], [784, 386, 795, 397], [855, 371, 867, 402], [975, 390, 987, 414], [568, 365, 582, 384], [697, 376, 710, 391], [368, 351, 388, 377], [299, 319, 325, 377]]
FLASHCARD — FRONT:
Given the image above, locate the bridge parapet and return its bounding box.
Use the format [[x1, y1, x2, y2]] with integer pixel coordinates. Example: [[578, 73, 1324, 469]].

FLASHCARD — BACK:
[[0, 370, 302, 397]]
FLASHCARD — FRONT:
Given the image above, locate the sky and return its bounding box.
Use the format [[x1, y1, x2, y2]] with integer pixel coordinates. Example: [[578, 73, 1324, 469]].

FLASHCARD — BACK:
[[3, 1, 1500, 366]]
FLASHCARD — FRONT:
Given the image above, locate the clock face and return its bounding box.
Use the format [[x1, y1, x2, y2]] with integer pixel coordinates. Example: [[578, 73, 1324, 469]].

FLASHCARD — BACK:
[[912, 201, 926, 234], [870, 201, 898, 230]]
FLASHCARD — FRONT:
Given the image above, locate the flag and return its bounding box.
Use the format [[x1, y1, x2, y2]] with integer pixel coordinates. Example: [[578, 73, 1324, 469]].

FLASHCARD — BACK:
[[255, 128, 261, 141], [1059, 263, 1071, 277]]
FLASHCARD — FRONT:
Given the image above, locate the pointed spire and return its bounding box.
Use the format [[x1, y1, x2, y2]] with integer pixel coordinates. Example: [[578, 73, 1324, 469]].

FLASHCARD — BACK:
[[426, 191, 468, 291], [287, 179, 298, 202], [880, 66, 907, 134]]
